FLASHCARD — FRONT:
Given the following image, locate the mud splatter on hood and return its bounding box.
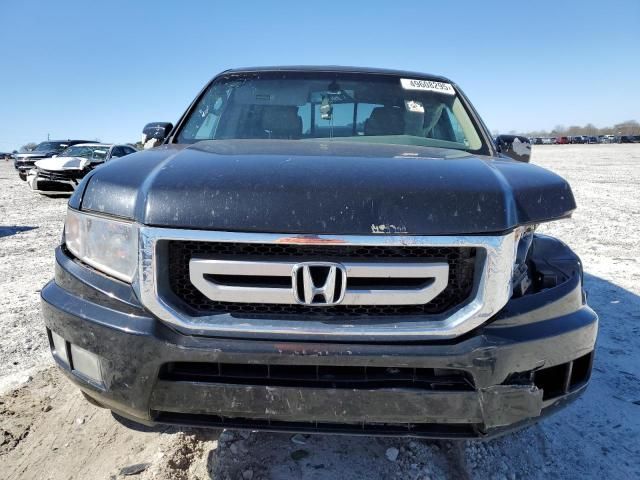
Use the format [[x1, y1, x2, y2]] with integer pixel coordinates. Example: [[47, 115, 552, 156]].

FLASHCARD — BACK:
[[71, 139, 576, 235]]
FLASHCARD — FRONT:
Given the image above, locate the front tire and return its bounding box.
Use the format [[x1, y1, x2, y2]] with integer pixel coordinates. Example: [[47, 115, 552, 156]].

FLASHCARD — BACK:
[[18, 172, 27, 181]]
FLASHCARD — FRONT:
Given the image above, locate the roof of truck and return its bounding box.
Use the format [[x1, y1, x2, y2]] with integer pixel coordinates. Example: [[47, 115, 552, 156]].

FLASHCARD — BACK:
[[221, 65, 452, 83]]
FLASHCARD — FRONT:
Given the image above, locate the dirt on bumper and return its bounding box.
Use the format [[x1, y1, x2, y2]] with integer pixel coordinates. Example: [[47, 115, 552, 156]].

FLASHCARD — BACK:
[[40, 246, 598, 438], [148, 381, 543, 430]]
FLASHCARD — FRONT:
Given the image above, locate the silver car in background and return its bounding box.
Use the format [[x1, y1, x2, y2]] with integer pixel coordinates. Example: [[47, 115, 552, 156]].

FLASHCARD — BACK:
[[27, 143, 137, 194]]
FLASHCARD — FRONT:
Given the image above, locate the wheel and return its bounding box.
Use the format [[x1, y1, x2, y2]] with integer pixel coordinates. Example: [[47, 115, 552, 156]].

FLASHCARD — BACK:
[[18, 172, 27, 181]]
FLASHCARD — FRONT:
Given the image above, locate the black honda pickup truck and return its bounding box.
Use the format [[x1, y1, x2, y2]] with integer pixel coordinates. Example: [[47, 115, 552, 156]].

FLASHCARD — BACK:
[[41, 66, 597, 438]]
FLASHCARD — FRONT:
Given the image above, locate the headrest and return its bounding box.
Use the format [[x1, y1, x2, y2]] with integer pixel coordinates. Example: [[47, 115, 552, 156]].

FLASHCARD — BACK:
[[364, 106, 405, 136], [261, 106, 302, 139]]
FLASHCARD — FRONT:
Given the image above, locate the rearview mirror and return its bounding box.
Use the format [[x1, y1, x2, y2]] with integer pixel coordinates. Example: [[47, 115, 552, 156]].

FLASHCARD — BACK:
[[142, 122, 174, 142], [495, 135, 531, 163]]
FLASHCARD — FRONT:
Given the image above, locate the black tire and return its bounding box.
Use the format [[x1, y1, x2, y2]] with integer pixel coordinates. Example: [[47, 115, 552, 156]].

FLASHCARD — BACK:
[[18, 172, 27, 181]]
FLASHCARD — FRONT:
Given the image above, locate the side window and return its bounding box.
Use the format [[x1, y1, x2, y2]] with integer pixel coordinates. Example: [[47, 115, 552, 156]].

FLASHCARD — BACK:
[[425, 105, 460, 143], [110, 147, 124, 158], [182, 86, 230, 141], [445, 108, 467, 144], [194, 111, 221, 139], [123, 147, 136, 155]]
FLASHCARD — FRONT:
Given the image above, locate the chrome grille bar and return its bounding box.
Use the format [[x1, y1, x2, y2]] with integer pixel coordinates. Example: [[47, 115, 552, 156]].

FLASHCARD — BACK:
[[189, 258, 449, 306], [342, 263, 448, 305], [189, 259, 295, 304]]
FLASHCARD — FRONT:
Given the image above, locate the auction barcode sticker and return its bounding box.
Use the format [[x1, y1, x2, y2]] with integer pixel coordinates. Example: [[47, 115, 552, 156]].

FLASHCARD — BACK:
[[400, 78, 455, 95]]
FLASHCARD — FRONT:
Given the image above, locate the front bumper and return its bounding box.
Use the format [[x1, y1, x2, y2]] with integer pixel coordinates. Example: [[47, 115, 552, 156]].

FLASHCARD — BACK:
[[14, 158, 41, 172], [41, 242, 598, 439], [27, 169, 80, 193]]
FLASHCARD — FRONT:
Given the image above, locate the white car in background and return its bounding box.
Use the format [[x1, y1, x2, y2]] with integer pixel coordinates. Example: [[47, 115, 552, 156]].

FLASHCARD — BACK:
[[27, 143, 137, 194]]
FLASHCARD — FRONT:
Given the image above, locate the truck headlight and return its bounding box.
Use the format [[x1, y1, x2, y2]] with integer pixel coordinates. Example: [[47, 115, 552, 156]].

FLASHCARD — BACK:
[[64, 208, 138, 283]]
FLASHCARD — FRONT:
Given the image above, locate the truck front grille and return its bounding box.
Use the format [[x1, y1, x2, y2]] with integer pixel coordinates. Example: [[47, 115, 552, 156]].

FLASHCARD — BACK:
[[37, 169, 84, 182], [165, 240, 476, 317]]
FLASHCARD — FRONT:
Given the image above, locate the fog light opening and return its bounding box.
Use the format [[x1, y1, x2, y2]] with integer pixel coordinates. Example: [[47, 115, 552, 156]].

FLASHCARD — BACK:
[[569, 352, 593, 389], [70, 344, 104, 385], [532, 351, 594, 401], [49, 329, 70, 367]]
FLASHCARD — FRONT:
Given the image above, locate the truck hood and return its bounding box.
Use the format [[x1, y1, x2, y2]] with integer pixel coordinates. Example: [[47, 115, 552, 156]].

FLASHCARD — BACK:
[[36, 156, 90, 171], [74, 140, 576, 235]]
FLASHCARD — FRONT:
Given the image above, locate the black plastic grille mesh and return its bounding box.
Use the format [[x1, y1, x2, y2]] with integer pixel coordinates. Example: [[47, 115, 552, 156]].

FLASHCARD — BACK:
[[165, 241, 477, 317]]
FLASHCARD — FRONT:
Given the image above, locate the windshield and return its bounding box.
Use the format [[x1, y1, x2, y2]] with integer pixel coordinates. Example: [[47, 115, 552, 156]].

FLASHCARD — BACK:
[[176, 72, 488, 154], [61, 145, 108, 161], [34, 142, 69, 152]]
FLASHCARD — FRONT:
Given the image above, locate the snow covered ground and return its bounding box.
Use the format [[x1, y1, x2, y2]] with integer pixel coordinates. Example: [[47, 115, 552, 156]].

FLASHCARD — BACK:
[[1, 144, 639, 479]]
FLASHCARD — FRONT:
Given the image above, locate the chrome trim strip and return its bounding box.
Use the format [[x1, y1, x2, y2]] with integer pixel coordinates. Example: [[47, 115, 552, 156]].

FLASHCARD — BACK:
[[190, 259, 295, 304], [188, 259, 449, 306], [137, 228, 516, 341], [341, 262, 449, 306]]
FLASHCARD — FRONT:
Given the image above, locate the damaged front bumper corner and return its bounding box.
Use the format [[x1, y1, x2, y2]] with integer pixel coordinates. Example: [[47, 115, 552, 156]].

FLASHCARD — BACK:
[[478, 385, 543, 429], [41, 241, 597, 439]]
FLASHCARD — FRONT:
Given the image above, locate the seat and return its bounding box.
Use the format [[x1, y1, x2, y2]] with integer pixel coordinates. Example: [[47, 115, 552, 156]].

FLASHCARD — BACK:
[[261, 106, 302, 139], [364, 106, 405, 136]]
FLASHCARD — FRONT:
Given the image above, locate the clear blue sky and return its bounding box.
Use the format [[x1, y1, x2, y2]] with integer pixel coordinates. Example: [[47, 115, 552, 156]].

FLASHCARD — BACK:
[[1, 0, 638, 149]]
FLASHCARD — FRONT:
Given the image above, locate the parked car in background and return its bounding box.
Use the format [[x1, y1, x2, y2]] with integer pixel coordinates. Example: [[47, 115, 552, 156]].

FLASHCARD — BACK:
[[556, 136, 569, 144], [618, 135, 635, 143], [13, 140, 92, 180], [570, 136, 585, 144], [494, 134, 531, 162], [587, 136, 598, 144], [631, 136, 640, 143], [27, 143, 137, 193]]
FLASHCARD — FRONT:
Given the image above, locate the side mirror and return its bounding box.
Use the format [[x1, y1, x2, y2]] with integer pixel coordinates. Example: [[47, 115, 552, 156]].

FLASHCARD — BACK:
[[495, 135, 531, 163], [142, 122, 174, 142]]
